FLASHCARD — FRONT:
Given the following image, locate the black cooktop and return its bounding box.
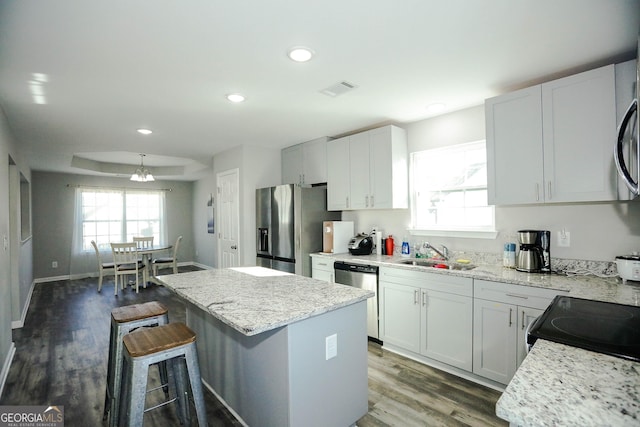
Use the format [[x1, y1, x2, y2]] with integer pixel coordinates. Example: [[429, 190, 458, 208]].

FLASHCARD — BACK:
[[527, 295, 640, 362]]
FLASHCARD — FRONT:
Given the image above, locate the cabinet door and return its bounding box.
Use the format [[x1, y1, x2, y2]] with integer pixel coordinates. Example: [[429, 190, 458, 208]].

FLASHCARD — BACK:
[[380, 282, 420, 352], [369, 127, 393, 209], [542, 65, 617, 202], [348, 132, 371, 209], [302, 138, 328, 184], [326, 137, 351, 210], [421, 289, 473, 371], [282, 145, 303, 185], [516, 306, 544, 367], [472, 299, 517, 385], [486, 86, 544, 205], [311, 268, 333, 283]]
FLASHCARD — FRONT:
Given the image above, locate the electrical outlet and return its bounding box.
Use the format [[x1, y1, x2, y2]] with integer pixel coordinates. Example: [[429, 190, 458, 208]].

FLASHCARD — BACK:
[[52, 261, 58, 268], [325, 334, 337, 360], [557, 231, 571, 247]]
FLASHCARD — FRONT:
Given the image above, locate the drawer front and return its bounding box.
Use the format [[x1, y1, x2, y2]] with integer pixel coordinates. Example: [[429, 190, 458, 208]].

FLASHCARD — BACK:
[[380, 266, 472, 297], [311, 256, 335, 272], [474, 279, 566, 310]]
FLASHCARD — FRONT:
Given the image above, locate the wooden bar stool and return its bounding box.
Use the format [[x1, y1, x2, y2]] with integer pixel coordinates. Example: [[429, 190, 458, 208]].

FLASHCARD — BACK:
[[118, 322, 207, 427], [103, 301, 169, 427]]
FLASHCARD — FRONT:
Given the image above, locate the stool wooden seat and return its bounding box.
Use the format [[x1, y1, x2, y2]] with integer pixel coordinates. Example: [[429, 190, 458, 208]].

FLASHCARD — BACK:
[[123, 322, 196, 357], [119, 322, 207, 427], [103, 301, 169, 427]]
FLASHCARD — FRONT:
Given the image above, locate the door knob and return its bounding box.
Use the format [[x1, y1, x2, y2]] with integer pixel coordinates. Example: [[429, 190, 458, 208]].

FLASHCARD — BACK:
[[231, 245, 237, 250]]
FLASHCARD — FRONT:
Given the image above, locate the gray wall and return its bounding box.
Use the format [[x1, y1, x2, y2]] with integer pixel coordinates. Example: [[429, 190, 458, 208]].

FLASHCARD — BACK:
[[193, 145, 280, 268], [0, 107, 33, 395], [343, 105, 640, 262], [31, 171, 195, 279]]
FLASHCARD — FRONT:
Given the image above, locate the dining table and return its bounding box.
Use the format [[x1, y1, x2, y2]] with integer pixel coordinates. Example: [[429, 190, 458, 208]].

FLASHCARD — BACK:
[[135, 244, 172, 286]]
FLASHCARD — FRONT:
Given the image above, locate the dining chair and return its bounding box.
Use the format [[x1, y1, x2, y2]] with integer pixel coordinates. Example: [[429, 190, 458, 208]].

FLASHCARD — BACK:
[[153, 236, 182, 275], [111, 242, 141, 294], [133, 236, 155, 284], [133, 236, 154, 249], [91, 240, 115, 294]]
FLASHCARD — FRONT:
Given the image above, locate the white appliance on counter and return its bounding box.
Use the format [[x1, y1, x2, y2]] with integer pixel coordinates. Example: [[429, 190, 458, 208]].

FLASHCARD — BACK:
[[614, 38, 639, 196], [322, 221, 354, 254]]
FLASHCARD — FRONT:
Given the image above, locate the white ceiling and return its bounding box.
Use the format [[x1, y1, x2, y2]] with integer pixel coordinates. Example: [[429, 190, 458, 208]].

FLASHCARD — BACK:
[[0, 0, 638, 181]]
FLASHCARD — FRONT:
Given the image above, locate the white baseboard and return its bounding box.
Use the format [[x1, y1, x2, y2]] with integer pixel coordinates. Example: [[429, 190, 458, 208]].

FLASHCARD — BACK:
[[201, 378, 248, 427], [0, 342, 16, 399], [11, 280, 36, 329]]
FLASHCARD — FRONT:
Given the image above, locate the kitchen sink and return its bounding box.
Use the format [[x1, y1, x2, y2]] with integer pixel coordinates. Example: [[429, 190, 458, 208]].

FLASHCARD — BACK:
[[396, 259, 476, 271]]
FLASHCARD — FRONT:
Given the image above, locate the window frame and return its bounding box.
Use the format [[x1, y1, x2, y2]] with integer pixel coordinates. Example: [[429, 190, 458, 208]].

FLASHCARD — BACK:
[[409, 140, 497, 239], [76, 188, 166, 252]]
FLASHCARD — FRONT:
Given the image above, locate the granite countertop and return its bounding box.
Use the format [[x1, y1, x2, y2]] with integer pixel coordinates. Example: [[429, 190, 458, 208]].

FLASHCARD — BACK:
[[311, 252, 640, 306], [496, 339, 640, 427], [157, 266, 373, 336]]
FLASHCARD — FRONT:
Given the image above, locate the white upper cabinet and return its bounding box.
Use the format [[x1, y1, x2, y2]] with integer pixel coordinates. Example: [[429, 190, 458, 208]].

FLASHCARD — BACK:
[[281, 137, 330, 186], [328, 125, 408, 211], [486, 64, 617, 205], [327, 136, 351, 210]]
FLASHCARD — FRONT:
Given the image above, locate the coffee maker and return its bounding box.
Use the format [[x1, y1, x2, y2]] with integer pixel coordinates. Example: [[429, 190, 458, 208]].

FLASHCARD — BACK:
[[516, 230, 551, 273]]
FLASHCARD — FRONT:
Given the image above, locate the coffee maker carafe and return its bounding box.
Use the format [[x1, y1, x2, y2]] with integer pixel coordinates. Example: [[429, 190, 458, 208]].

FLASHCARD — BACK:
[[516, 230, 551, 273]]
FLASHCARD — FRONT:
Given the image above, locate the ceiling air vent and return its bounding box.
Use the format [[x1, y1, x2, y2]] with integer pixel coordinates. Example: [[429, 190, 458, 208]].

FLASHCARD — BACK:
[[320, 81, 358, 97]]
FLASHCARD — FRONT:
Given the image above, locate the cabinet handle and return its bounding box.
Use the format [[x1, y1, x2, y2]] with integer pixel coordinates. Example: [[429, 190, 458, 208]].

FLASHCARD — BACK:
[[547, 181, 552, 200], [346, 196, 349, 209], [365, 195, 369, 208], [422, 290, 427, 306], [521, 310, 526, 330], [370, 195, 374, 207], [535, 183, 540, 201], [509, 308, 513, 327], [318, 262, 327, 266], [414, 289, 419, 305]]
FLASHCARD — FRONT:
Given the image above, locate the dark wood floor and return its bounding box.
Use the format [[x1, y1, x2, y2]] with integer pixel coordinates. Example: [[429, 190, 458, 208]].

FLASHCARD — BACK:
[[1, 267, 506, 426]]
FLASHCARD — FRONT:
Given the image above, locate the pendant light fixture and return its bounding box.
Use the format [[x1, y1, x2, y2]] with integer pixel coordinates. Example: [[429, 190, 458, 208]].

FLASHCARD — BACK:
[[130, 153, 155, 182]]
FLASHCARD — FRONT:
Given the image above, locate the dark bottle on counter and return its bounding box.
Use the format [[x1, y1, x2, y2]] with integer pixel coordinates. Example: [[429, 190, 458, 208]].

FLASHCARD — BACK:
[[381, 238, 387, 255]]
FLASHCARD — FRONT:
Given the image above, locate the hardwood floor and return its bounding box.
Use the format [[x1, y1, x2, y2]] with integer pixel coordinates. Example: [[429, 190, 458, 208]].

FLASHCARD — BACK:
[[1, 268, 506, 426]]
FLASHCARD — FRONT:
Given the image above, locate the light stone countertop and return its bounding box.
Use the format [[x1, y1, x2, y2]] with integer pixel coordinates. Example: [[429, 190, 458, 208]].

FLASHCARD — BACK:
[[312, 252, 640, 425], [496, 339, 640, 427], [311, 252, 640, 306], [157, 267, 373, 336]]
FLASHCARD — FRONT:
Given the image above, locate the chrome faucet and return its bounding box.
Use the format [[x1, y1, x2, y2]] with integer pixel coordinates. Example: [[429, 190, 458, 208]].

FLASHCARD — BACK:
[[423, 242, 449, 260]]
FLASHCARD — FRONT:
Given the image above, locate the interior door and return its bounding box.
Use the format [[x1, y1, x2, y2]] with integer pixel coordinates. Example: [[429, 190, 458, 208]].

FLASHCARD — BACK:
[[217, 168, 240, 268]]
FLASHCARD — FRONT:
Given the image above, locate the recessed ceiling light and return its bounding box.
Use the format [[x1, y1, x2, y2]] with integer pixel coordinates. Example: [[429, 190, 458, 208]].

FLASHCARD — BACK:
[[287, 46, 315, 62], [426, 103, 446, 114], [226, 93, 246, 103], [137, 128, 153, 135]]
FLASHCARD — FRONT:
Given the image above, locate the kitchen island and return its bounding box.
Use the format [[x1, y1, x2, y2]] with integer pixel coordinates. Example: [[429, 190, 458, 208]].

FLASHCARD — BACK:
[[157, 266, 374, 427]]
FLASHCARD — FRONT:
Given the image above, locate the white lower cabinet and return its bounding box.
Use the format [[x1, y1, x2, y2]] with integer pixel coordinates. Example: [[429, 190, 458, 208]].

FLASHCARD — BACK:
[[311, 256, 335, 283], [380, 267, 473, 371], [472, 279, 565, 384]]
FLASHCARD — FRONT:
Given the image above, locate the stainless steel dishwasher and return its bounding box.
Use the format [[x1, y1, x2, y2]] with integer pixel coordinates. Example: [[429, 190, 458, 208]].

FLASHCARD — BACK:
[[334, 261, 380, 341]]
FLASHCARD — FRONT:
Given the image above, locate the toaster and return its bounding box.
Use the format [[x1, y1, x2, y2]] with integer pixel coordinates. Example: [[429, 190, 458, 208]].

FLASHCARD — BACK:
[[348, 233, 373, 255]]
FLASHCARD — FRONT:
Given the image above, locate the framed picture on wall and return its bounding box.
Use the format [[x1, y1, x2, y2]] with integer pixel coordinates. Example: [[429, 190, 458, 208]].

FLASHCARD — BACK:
[[207, 193, 214, 234]]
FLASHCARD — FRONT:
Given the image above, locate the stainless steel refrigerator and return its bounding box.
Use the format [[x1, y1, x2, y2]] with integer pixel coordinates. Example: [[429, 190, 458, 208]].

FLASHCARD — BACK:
[[256, 184, 340, 276]]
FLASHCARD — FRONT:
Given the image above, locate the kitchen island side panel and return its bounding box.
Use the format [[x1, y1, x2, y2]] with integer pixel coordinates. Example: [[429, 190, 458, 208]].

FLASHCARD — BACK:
[[288, 301, 369, 427], [186, 300, 368, 427], [186, 303, 291, 427]]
